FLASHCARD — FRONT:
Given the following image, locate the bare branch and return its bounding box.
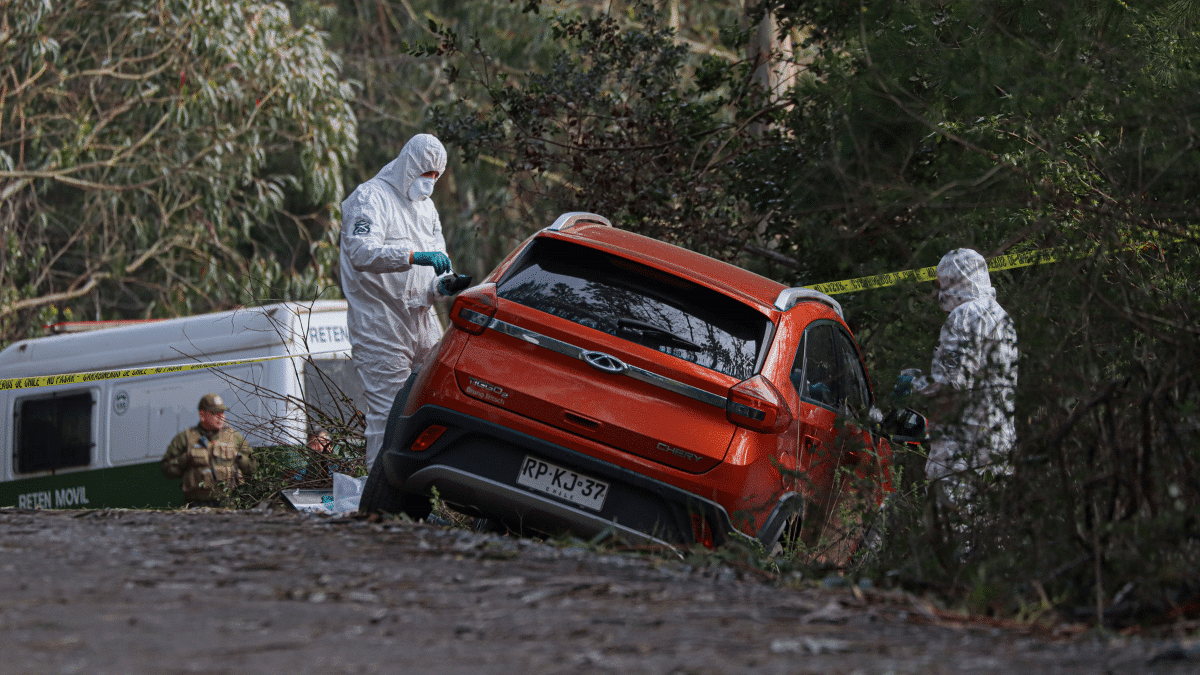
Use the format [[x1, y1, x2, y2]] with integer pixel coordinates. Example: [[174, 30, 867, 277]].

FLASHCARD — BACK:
[[0, 272, 110, 318]]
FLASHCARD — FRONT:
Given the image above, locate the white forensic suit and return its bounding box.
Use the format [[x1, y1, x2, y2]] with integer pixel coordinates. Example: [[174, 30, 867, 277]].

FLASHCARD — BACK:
[[907, 248, 1018, 499], [340, 134, 451, 467]]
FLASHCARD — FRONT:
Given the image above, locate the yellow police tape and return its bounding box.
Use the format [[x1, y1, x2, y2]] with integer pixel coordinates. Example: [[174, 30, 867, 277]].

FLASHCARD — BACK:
[[0, 245, 1118, 391], [805, 248, 1066, 296], [0, 350, 344, 393]]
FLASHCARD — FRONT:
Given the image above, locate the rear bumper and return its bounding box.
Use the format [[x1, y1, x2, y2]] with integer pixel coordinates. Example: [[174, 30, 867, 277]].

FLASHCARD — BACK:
[[378, 405, 743, 547]]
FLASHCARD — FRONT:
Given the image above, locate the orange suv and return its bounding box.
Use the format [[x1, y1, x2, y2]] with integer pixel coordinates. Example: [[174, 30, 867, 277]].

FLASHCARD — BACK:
[[361, 213, 893, 553]]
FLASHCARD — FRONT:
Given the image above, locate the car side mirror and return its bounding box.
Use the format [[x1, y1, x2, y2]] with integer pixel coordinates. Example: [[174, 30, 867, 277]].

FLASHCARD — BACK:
[[881, 408, 928, 444]]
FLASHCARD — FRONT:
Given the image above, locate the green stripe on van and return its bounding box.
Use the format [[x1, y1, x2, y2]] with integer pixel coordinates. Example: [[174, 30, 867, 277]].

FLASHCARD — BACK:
[[0, 462, 185, 509]]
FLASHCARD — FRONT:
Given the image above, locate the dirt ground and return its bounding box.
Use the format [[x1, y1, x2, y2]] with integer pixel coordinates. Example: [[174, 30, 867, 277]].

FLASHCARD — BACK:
[[0, 507, 1196, 675]]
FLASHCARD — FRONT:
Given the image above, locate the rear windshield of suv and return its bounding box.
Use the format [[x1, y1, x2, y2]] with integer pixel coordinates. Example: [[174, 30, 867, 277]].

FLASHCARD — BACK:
[[496, 237, 772, 380]]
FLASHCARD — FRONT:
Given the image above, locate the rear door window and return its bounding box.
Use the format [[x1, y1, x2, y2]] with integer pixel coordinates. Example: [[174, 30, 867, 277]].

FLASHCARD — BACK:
[[791, 322, 871, 414], [496, 238, 771, 380], [834, 329, 871, 413]]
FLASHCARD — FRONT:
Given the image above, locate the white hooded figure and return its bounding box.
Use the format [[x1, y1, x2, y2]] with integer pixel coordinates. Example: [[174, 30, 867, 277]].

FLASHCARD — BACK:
[[905, 248, 1018, 497], [340, 134, 454, 467]]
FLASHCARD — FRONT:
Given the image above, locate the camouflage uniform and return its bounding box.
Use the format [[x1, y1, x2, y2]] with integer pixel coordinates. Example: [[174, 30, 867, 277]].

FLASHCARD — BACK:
[[161, 424, 255, 503]]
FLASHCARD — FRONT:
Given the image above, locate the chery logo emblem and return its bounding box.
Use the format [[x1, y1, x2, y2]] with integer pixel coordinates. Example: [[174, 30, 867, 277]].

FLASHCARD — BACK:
[[657, 442, 702, 462], [582, 350, 626, 374]]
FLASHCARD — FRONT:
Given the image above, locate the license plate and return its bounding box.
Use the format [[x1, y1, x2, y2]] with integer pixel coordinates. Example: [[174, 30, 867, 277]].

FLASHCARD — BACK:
[[516, 456, 608, 511]]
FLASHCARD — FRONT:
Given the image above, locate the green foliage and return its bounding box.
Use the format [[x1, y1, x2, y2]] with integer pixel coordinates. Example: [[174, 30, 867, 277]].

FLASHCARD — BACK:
[[0, 0, 356, 345], [430, 0, 765, 261], [228, 440, 366, 510], [421, 0, 1200, 626], [291, 0, 747, 282], [288, 0, 591, 285], [754, 0, 1200, 627], [7, 0, 1197, 627]]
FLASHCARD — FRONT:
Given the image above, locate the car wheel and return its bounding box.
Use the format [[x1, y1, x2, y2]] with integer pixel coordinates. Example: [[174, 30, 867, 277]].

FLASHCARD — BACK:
[[359, 455, 435, 519], [470, 517, 507, 534], [768, 513, 805, 558], [402, 492, 433, 521], [359, 453, 404, 515], [800, 490, 870, 569]]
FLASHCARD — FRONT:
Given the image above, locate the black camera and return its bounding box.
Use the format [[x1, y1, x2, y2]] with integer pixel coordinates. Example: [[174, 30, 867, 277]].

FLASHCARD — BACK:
[[440, 273, 473, 296]]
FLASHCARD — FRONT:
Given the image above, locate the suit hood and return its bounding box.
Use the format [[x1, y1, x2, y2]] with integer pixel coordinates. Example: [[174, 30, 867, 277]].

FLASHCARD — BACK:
[[375, 134, 447, 199], [936, 248, 994, 312]]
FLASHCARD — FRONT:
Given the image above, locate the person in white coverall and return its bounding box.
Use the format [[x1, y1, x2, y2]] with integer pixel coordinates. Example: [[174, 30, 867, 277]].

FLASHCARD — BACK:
[[340, 134, 465, 467], [894, 248, 1018, 507]]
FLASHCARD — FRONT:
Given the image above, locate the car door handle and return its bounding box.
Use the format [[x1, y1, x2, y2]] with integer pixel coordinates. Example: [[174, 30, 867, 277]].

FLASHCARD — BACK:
[[798, 434, 818, 463]]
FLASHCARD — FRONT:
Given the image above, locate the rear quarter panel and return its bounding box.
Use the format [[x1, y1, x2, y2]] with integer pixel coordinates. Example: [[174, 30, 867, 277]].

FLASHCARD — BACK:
[[749, 302, 890, 532]]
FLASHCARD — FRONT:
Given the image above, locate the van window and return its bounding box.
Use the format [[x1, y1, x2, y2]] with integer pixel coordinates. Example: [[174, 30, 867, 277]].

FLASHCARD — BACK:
[[17, 392, 94, 473], [496, 238, 772, 380]]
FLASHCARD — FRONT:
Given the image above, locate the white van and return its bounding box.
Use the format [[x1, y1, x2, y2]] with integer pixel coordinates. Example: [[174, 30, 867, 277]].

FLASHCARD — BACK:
[[0, 301, 363, 509]]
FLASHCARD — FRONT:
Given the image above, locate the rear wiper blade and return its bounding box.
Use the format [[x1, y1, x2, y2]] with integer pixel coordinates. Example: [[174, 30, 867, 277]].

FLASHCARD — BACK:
[[617, 317, 702, 352]]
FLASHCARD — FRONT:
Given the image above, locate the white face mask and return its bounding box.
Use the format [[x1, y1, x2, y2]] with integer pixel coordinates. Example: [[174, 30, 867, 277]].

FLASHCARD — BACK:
[[408, 176, 435, 201], [938, 287, 956, 313]]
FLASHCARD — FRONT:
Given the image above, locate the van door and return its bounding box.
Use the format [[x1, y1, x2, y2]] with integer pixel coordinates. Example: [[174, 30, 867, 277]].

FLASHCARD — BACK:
[[109, 383, 184, 465], [109, 366, 263, 465]]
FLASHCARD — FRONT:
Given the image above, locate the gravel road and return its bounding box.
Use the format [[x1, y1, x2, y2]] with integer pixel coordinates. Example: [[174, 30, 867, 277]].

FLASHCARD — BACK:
[[0, 508, 1194, 675]]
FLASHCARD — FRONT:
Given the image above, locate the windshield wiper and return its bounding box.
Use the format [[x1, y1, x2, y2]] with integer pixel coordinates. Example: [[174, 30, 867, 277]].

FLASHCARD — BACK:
[[617, 317, 703, 352]]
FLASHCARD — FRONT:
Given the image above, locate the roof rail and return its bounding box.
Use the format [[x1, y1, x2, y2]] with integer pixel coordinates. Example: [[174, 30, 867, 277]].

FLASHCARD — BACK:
[[545, 212, 612, 231], [773, 288, 843, 319]]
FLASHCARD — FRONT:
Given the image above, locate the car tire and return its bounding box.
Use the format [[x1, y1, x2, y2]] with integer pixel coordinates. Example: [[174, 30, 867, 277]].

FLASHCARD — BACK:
[[359, 453, 434, 520], [359, 369, 436, 520], [470, 517, 507, 534], [359, 452, 405, 515], [770, 513, 804, 558], [402, 492, 433, 521]]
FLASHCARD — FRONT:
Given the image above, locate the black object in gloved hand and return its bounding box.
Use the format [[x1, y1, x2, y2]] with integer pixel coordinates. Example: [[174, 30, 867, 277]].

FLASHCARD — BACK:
[[438, 273, 473, 297]]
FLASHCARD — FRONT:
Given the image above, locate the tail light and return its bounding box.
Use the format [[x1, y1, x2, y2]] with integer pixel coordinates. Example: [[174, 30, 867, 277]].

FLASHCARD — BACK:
[[726, 374, 793, 433], [690, 513, 715, 549], [410, 425, 448, 452], [450, 283, 498, 335]]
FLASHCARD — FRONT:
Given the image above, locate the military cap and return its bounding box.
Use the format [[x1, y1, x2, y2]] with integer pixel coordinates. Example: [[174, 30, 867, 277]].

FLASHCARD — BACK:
[[198, 393, 228, 413]]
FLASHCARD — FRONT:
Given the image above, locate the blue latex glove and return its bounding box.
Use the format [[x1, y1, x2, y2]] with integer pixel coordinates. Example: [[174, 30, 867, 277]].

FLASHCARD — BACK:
[[411, 251, 452, 275], [892, 374, 913, 399], [807, 381, 832, 401]]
